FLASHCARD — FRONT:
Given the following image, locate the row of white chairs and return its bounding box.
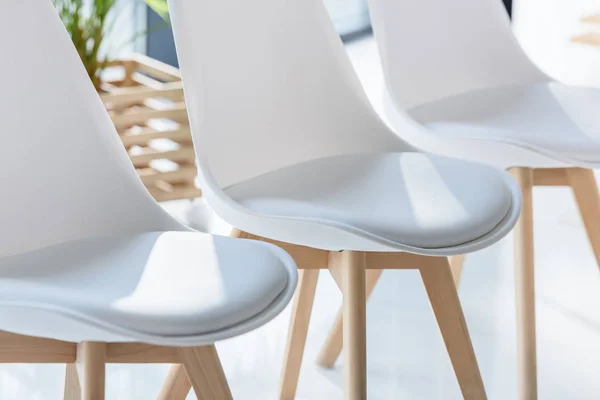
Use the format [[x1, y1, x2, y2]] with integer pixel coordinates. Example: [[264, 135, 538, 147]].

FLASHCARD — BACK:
[[0, 0, 597, 399], [167, 0, 600, 399]]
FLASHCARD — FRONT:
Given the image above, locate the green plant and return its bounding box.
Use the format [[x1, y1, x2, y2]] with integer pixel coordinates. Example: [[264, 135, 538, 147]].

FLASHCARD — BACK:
[[144, 0, 170, 22], [54, 0, 169, 90]]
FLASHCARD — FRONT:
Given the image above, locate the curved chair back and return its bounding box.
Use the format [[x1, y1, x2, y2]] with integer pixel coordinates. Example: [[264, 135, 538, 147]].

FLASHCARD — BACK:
[[368, 0, 548, 109], [0, 0, 184, 257], [167, 0, 409, 194]]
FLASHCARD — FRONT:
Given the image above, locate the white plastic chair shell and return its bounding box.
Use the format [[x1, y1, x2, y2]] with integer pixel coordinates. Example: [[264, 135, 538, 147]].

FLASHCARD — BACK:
[[167, 0, 523, 256], [367, 1, 600, 398], [0, 0, 297, 347], [368, 0, 600, 170]]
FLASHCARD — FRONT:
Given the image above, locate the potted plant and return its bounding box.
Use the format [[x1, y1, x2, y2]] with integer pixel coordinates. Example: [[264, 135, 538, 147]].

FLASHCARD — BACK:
[[53, 0, 201, 202], [53, 0, 169, 89]]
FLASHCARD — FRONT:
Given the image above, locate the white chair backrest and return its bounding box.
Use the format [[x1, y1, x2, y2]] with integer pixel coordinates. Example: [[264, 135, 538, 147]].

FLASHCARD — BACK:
[[167, 0, 408, 192], [0, 0, 183, 257], [368, 0, 548, 109]]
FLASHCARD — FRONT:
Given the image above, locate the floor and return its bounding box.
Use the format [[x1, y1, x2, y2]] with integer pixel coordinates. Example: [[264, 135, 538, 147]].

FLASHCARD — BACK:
[[2, 38, 600, 399]]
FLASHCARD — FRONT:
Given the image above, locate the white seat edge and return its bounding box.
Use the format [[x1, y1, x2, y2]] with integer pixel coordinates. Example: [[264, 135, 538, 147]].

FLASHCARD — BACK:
[[0, 238, 298, 346], [205, 169, 522, 256], [378, 83, 600, 170]]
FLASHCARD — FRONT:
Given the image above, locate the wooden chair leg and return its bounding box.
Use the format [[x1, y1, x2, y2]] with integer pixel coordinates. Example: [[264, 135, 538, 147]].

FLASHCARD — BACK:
[[317, 252, 464, 371], [567, 168, 600, 266], [76, 342, 106, 400], [449, 254, 467, 287], [420, 258, 486, 399], [156, 364, 191, 400], [513, 167, 537, 400], [330, 251, 367, 400], [279, 269, 320, 400], [156, 227, 246, 400], [64, 364, 81, 400], [316, 269, 382, 368], [178, 345, 233, 400]]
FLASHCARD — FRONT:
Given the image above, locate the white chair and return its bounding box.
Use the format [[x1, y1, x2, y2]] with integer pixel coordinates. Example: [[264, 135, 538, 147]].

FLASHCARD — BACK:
[[319, 0, 600, 398], [0, 2, 298, 399], [164, 0, 523, 398]]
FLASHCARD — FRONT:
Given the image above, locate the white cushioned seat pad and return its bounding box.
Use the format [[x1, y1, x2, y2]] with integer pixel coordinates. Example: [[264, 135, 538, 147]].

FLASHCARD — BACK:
[[409, 82, 600, 164], [225, 153, 514, 249], [0, 232, 291, 338]]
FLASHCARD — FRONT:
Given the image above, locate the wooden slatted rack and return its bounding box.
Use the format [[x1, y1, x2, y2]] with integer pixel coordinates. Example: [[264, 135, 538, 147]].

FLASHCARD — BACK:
[[100, 54, 201, 202], [572, 14, 600, 47]]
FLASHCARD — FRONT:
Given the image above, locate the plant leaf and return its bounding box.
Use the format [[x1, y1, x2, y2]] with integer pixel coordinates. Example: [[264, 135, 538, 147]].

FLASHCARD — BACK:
[[52, 0, 171, 89], [143, 0, 170, 23]]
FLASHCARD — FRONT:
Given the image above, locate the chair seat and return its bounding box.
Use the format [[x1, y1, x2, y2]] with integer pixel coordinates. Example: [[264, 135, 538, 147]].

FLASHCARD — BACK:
[[409, 82, 600, 166], [223, 152, 520, 253], [0, 232, 296, 345]]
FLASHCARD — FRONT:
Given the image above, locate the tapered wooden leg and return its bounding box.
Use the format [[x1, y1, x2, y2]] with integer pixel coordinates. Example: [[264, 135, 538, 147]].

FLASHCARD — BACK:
[[64, 364, 81, 400], [316, 269, 382, 369], [156, 364, 191, 400], [178, 345, 232, 400], [331, 251, 367, 400], [449, 254, 467, 287], [420, 258, 486, 399], [157, 228, 248, 400], [76, 342, 106, 400], [318, 252, 465, 371], [567, 168, 600, 266], [279, 269, 320, 400], [513, 167, 537, 400]]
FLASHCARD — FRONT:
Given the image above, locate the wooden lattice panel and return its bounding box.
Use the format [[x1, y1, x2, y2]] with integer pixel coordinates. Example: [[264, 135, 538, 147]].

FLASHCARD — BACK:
[[100, 54, 201, 202]]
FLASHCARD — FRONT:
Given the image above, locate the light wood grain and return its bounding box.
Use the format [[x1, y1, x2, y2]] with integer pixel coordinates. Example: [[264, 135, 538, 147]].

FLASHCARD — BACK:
[[572, 33, 600, 46], [315, 251, 469, 373], [76, 342, 106, 400], [121, 60, 136, 87], [120, 127, 192, 147], [513, 167, 538, 400], [582, 14, 600, 24], [316, 268, 382, 369], [129, 147, 196, 168], [101, 82, 183, 105], [139, 167, 197, 186], [230, 228, 248, 239], [243, 234, 329, 270], [110, 104, 188, 130], [156, 364, 191, 400], [178, 345, 233, 400], [567, 168, 600, 266], [131, 53, 182, 81], [105, 343, 179, 363], [420, 258, 487, 400], [532, 168, 568, 186], [366, 251, 441, 269], [63, 364, 81, 400], [279, 269, 320, 400], [147, 185, 202, 203], [100, 55, 198, 203], [236, 236, 448, 271], [334, 251, 368, 400], [449, 254, 467, 287], [0, 331, 75, 362]]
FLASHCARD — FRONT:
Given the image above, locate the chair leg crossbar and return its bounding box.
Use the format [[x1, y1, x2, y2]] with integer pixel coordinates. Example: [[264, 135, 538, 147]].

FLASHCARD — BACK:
[[0, 330, 230, 400]]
